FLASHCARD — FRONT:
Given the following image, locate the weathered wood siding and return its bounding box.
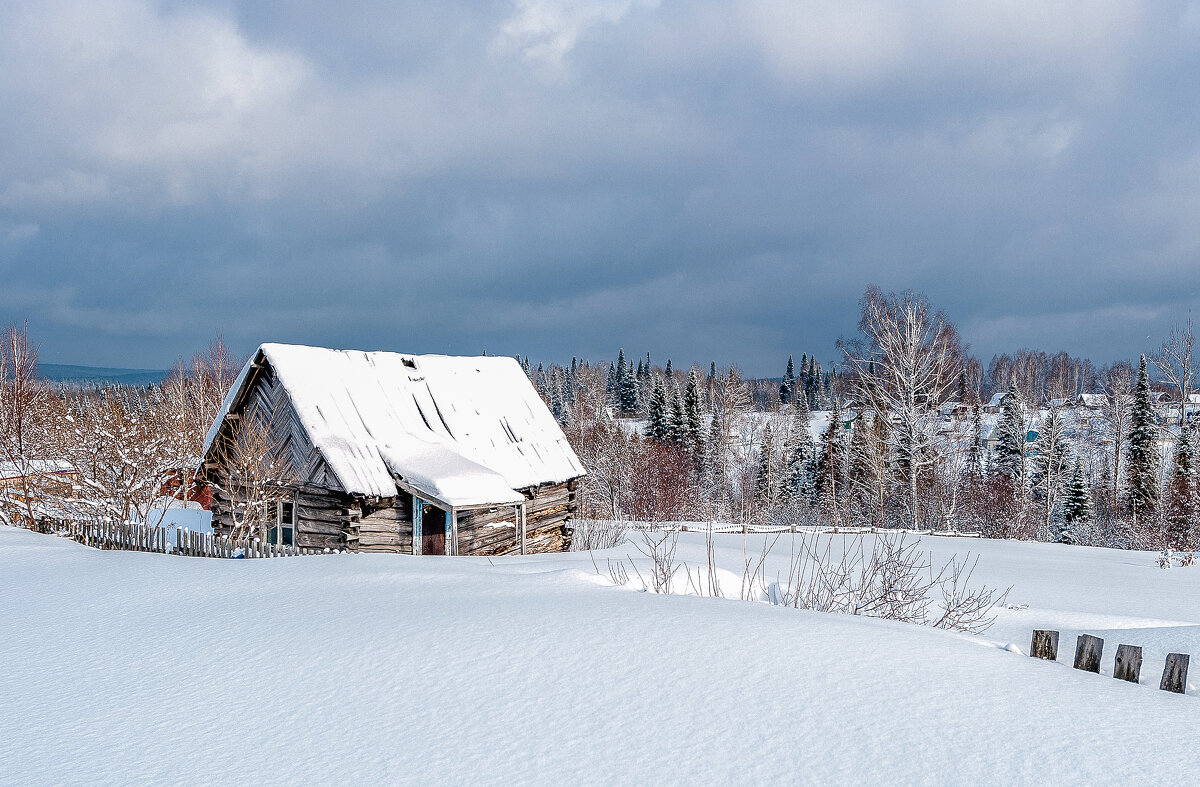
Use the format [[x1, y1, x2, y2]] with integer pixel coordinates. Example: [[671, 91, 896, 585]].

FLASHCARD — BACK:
[[204, 353, 581, 556], [349, 496, 414, 553], [454, 479, 578, 555]]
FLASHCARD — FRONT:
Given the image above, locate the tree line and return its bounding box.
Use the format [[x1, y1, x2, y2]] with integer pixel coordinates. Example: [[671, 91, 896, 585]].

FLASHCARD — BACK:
[[529, 287, 1198, 554]]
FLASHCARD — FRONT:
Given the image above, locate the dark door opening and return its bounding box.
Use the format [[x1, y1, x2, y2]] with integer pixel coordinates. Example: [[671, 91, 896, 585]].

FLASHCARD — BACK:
[[421, 503, 446, 555]]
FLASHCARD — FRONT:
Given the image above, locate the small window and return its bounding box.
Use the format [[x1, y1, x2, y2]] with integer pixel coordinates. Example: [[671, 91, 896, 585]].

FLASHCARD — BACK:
[[267, 499, 295, 546]]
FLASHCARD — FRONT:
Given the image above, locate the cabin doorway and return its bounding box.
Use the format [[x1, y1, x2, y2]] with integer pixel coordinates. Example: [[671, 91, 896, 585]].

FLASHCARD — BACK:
[[421, 502, 446, 555]]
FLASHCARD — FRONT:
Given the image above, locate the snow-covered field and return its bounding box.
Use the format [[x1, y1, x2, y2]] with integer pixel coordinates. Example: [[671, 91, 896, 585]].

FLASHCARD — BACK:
[[3, 524, 1199, 785]]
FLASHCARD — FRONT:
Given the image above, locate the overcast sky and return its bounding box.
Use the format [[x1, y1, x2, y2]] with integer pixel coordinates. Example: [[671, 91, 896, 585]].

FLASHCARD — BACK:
[[2, 1, 1199, 374]]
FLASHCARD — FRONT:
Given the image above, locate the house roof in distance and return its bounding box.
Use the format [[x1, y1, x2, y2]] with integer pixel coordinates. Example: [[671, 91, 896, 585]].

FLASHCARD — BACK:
[[204, 343, 585, 507]]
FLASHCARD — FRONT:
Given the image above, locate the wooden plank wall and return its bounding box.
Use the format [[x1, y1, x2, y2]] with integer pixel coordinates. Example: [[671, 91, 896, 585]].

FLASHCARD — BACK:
[[456, 479, 578, 556], [204, 354, 581, 556]]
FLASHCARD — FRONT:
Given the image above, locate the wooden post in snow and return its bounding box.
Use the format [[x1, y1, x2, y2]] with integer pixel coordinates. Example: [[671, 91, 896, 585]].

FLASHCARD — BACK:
[[1113, 644, 1142, 683], [1074, 634, 1103, 673], [1161, 653, 1190, 694], [1030, 630, 1059, 661]]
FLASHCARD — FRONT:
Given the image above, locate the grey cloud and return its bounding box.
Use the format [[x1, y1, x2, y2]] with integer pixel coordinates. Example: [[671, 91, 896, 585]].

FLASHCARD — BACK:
[[2, 0, 1199, 372]]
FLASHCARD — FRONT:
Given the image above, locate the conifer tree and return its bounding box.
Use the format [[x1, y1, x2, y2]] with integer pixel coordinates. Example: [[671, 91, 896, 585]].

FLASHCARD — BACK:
[[702, 413, 727, 515], [646, 377, 668, 442], [616, 348, 638, 413], [1164, 423, 1197, 550], [993, 383, 1027, 488], [755, 423, 778, 509], [683, 369, 705, 457], [848, 407, 891, 527], [665, 359, 673, 378], [668, 383, 686, 445], [814, 398, 846, 523], [1060, 458, 1090, 544], [780, 356, 795, 405], [1126, 354, 1160, 525], [784, 397, 816, 504], [708, 361, 716, 383], [965, 397, 984, 483]]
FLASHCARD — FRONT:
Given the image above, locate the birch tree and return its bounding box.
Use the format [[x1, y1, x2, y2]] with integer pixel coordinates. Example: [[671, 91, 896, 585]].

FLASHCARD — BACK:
[[839, 287, 963, 529]]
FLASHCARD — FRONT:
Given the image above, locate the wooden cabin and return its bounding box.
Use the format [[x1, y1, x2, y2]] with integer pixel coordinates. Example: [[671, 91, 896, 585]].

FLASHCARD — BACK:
[[199, 343, 586, 555]]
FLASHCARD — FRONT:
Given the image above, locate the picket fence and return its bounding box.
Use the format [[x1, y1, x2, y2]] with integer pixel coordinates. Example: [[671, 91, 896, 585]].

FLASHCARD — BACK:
[[63, 519, 327, 559]]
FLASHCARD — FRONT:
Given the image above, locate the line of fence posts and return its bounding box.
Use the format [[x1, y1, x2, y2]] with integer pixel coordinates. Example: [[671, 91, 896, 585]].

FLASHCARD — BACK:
[[61, 519, 320, 559], [1029, 629, 1191, 694]]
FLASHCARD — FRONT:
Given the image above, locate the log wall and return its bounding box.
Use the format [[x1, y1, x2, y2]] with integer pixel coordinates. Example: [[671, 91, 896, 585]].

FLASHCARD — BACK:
[[202, 352, 582, 556]]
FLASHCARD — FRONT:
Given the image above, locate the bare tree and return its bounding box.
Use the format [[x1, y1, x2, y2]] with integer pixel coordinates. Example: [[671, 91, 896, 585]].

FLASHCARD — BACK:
[[1032, 401, 1071, 540], [208, 408, 297, 542], [1152, 317, 1194, 427], [1100, 362, 1134, 509], [0, 323, 49, 529], [840, 287, 964, 529]]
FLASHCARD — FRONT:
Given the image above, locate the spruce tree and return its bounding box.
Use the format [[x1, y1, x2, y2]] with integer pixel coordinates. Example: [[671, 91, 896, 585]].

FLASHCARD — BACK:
[[708, 361, 717, 383], [784, 397, 816, 504], [1061, 458, 1090, 544], [646, 377, 668, 442], [668, 383, 686, 445], [616, 348, 638, 413], [814, 398, 846, 522], [993, 383, 1027, 487], [966, 397, 984, 483], [780, 356, 795, 405], [665, 359, 673, 378], [756, 423, 778, 509], [683, 369, 705, 457], [1126, 354, 1160, 525], [702, 413, 727, 513], [1164, 423, 1197, 550]]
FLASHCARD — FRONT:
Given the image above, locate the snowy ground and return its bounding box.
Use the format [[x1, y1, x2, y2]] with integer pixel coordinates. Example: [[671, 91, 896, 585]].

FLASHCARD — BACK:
[[3, 524, 1200, 785]]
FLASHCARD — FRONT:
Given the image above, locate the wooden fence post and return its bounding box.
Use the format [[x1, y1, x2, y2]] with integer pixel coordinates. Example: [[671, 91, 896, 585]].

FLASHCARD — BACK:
[[1074, 634, 1103, 673], [1030, 630, 1059, 660], [1161, 653, 1190, 694], [1113, 644, 1142, 683]]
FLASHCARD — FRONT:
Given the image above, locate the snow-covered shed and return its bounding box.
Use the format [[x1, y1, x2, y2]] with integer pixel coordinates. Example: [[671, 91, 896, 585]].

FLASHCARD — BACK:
[[199, 343, 586, 556]]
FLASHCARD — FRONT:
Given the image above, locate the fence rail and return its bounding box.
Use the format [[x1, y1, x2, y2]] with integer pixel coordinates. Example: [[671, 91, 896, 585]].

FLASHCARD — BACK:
[[610, 521, 982, 538], [61, 519, 326, 559]]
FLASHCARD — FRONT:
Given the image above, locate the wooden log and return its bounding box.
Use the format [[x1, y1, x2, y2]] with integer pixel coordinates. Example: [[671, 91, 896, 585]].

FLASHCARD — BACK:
[[1074, 634, 1103, 673], [1160, 653, 1190, 693], [1030, 630, 1059, 661], [1113, 644, 1142, 683]]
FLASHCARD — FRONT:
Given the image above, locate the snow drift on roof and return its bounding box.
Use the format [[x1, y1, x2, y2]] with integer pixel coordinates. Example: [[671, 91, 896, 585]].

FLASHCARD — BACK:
[[204, 343, 584, 506]]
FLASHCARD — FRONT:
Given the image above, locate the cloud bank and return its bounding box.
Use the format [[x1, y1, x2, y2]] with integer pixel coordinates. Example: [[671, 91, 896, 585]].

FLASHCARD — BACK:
[[1, 0, 1198, 371]]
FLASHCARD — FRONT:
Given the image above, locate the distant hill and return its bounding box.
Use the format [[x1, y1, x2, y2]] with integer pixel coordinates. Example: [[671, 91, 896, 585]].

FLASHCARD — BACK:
[[39, 364, 169, 386]]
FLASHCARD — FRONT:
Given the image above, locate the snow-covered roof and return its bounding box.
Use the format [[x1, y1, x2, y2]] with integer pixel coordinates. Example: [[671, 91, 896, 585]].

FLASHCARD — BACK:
[[0, 459, 74, 481], [985, 392, 1005, 408], [1077, 393, 1105, 408], [203, 344, 585, 507]]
